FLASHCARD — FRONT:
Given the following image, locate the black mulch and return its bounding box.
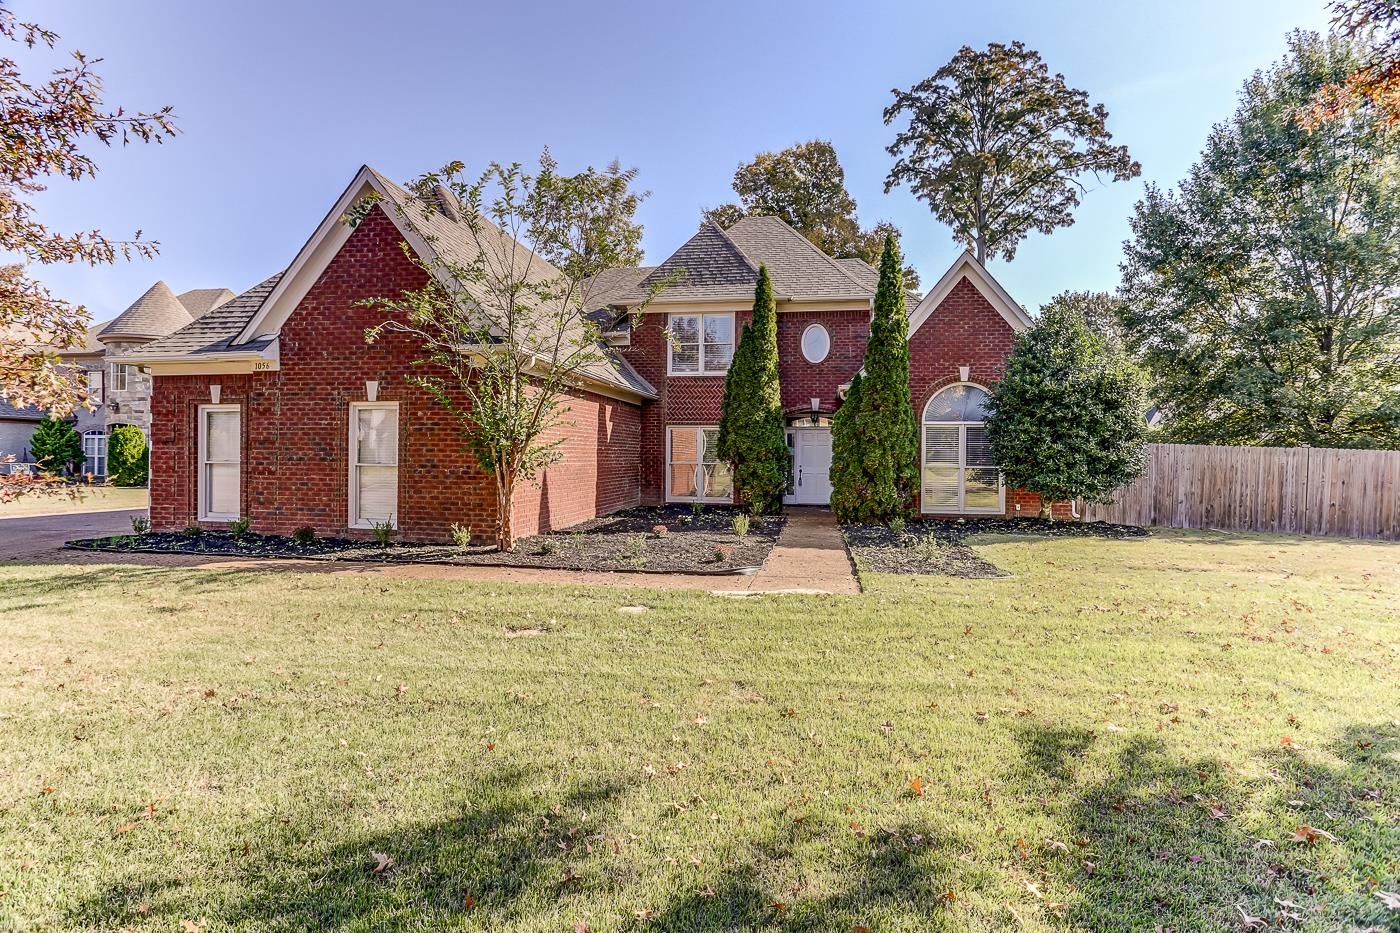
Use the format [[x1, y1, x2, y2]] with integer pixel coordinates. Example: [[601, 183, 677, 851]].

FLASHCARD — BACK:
[[64, 505, 785, 576], [842, 516, 1150, 578]]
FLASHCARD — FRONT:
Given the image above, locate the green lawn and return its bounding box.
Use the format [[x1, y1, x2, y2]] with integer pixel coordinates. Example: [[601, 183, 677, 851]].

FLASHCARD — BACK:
[[0, 485, 147, 518], [1, 530, 1396, 931]]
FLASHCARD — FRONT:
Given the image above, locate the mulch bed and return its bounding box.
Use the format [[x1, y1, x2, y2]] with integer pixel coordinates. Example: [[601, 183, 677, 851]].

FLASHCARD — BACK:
[[64, 504, 785, 576], [842, 516, 1150, 578]]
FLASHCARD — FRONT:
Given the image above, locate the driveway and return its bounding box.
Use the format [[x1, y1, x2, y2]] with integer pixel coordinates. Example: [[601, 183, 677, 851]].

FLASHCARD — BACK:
[[0, 508, 146, 562]]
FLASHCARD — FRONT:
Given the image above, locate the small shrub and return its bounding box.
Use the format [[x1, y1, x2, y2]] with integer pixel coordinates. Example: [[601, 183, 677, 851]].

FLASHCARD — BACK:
[[889, 515, 907, 534], [183, 523, 203, 538], [713, 543, 735, 563], [691, 501, 704, 517], [536, 538, 555, 556], [450, 522, 473, 548], [107, 425, 149, 486], [291, 526, 316, 546], [731, 512, 750, 539], [229, 516, 251, 539], [629, 534, 647, 568], [371, 519, 396, 547], [652, 524, 668, 537], [130, 515, 151, 536]]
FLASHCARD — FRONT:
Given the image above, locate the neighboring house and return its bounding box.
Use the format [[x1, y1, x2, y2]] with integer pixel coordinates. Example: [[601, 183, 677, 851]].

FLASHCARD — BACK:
[[0, 399, 47, 471], [126, 165, 1048, 543], [60, 282, 234, 476]]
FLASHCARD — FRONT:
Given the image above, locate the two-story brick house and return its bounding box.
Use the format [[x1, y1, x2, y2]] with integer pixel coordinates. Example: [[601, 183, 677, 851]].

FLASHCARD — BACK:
[[124, 165, 1048, 542]]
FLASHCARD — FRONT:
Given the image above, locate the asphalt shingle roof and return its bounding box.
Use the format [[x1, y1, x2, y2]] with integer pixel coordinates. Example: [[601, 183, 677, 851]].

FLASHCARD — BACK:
[[0, 398, 46, 422], [122, 275, 283, 358], [177, 288, 236, 318], [723, 216, 872, 300], [98, 281, 195, 342]]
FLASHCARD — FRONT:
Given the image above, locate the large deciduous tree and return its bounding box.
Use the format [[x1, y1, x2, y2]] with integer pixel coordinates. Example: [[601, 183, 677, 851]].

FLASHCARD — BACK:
[[984, 303, 1149, 517], [363, 154, 660, 551], [1121, 31, 1400, 449], [884, 41, 1139, 264], [829, 235, 919, 522], [1307, 0, 1400, 127], [0, 6, 176, 499], [716, 266, 788, 514], [705, 139, 921, 289]]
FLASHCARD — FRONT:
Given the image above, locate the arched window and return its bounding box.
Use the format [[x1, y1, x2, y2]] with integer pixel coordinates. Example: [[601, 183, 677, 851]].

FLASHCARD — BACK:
[[921, 384, 1003, 513], [82, 431, 108, 478]]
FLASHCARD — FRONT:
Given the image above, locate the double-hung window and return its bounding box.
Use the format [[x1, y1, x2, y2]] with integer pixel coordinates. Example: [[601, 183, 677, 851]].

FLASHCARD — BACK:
[[86, 369, 103, 404], [666, 426, 732, 503], [110, 363, 133, 392], [667, 312, 733, 375], [198, 404, 241, 521], [349, 402, 399, 528]]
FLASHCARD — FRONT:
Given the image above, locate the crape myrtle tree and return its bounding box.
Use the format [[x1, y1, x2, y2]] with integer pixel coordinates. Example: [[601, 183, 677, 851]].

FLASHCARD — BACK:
[[983, 303, 1149, 518], [704, 139, 921, 289], [0, 5, 176, 500], [884, 42, 1139, 264], [361, 152, 661, 551], [1122, 31, 1400, 448], [716, 266, 788, 514], [29, 415, 82, 476], [829, 235, 919, 522]]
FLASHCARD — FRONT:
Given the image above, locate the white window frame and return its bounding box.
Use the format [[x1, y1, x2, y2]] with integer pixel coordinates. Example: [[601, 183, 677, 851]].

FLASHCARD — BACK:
[[920, 383, 1005, 515], [348, 401, 399, 529], [110, 362, 132, 393], [86, 368, 103, 404], [665, 425, 733, 503], [800, 322, 831, 363], [197, 404, 241, 522], [82, 430, 107, 477], [666, 312, 734, 376]]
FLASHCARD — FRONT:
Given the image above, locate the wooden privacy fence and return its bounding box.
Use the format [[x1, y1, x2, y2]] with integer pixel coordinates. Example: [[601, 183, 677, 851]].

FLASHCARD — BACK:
[[1081, 443, 1400, 541]]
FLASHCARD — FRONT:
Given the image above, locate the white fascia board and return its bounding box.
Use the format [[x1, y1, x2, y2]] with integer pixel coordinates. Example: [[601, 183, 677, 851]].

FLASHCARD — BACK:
[[907, 251, 1034, 337]]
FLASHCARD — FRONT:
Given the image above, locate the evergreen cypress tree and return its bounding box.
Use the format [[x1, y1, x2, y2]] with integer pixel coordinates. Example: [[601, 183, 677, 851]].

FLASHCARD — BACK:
[[716, 265, 789, 513], [829, 235, 919, 521], [30, 416, 83, 476]]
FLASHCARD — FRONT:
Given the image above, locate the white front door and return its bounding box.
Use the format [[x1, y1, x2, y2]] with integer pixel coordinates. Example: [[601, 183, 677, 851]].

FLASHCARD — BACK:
[[787, 428, 833, 505]]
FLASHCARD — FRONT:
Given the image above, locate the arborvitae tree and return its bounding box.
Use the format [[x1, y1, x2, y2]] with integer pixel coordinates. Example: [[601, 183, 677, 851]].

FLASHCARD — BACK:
[[107, 424, 148, 486], [29, 416, 83, 476], [828, 370, 865, 517], [983, 303, 1149, 516], [829, 236, 920, 521], [716, 265, 788, 513]]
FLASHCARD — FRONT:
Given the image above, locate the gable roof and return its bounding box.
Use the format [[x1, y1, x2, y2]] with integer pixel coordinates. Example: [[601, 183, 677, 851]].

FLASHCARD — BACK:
[[621, 216, 876, 305], [177, 288, 236, 318], [125, 166, 655, 402], [907, 251, 1033, 336], [123, 275, 284, 359], [97, 281, 194, 342]]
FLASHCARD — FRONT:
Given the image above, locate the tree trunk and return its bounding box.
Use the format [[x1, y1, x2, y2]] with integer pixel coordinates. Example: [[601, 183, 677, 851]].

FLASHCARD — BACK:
[[1039, 501, 1053, 520], [495, 470, 516, 552], [975, 235, 986, 266]]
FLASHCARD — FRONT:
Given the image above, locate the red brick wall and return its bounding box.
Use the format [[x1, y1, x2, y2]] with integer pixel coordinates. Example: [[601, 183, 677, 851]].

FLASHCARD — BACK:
[[149, 205, 641, 542], [776, 309, 869, 416], [908, 275, 1067, 519]]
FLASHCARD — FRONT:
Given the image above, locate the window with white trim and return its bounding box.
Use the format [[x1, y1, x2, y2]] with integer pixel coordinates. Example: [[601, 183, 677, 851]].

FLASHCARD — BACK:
[[110, 363, 134, 392], [86, 369, 103, 404], [800, 323, 830, 363], [921, 384, 1004, 513], [667, 313, 733, 375], [82, 431, 107, 477], [349, 402, 399, 528], [666, 426, 732, 502], [198, 405, 241, 521]]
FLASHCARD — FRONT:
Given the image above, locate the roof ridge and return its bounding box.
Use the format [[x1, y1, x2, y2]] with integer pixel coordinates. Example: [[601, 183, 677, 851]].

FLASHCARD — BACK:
[[707, 221, 761, 276], [740, 215, 874, 291]]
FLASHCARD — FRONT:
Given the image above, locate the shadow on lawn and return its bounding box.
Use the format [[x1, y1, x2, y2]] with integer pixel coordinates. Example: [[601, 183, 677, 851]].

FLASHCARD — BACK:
[[0, 563, 263, 607], [1016, 722, 1400, 932], [66, 767, 631, 930]]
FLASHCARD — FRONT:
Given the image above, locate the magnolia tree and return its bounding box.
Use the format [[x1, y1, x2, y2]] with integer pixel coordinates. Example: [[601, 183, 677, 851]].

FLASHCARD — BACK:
[[983, 303, 1149, 517], [0, 8, 176, 500], [362, 154, 661, 551]]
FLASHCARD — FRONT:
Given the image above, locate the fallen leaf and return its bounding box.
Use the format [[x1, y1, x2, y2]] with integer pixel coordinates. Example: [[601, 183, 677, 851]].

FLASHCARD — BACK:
[[1373, 890, 1400, 910], [181, 921, 203, 933], [909, 776, 924, 798], [463, 894, 474, 911], [135, 903, 150, 915], [1289, 825, 1338, 845], [114, 821, 136, 834], [370, 850, 394, 875], [1236, 905, 1266, 929]]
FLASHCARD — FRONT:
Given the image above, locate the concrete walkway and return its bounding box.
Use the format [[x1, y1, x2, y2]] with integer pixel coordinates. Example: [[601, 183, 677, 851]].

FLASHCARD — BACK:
[[2, 506, 861, 596], [748, 507, 861, 595]]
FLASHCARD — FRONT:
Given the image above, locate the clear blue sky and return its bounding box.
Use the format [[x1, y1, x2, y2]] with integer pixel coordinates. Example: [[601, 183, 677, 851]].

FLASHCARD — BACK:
[[14, 0, 1330, 322]]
